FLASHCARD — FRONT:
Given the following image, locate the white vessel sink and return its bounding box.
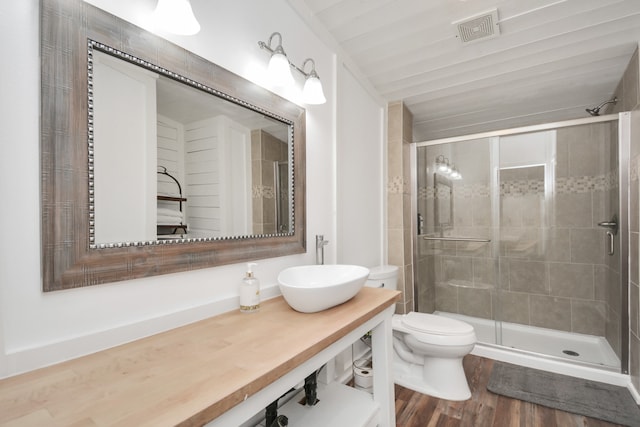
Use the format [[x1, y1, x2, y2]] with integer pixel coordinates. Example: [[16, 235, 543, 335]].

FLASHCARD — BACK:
[[277, 265, 370, 313]]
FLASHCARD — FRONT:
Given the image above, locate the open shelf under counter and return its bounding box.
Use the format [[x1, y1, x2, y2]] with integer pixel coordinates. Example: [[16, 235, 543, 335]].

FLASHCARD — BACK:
[[261, 382, 379, 427]]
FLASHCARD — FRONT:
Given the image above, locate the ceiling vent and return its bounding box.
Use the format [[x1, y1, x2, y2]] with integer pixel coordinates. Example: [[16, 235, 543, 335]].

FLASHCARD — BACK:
[[453, 9, 500, 43]]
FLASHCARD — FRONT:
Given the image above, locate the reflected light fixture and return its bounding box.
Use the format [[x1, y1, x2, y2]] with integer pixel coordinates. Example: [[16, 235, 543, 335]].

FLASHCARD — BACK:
[[436, 155, 451, 173], [435, 155, 462, 179], [450, 166, 462, 180], [153, 0, 201, 36], [258, 32, 327, 105]]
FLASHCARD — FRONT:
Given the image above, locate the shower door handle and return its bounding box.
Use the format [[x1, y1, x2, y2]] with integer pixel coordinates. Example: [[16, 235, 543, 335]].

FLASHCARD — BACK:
[[598, 221, 617, 227], [597, 215, 618, 235], [605, 231, 614, 256]]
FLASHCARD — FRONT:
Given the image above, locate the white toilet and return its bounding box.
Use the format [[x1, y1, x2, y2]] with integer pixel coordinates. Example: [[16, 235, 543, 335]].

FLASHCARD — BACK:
[[365, 265, 477, 401]]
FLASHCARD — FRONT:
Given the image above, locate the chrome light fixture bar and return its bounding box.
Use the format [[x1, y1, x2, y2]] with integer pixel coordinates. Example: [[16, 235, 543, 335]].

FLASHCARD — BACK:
[[258, 32, 327, 105], [153, 0, 200, 35]]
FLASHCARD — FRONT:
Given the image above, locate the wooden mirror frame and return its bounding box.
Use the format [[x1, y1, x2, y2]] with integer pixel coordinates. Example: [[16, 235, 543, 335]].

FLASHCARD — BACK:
[[41, 0, 306, 291]]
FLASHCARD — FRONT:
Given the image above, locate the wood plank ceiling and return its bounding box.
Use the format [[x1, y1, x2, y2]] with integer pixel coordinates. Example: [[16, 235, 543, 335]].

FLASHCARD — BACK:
[[291, 0, 640, 141]]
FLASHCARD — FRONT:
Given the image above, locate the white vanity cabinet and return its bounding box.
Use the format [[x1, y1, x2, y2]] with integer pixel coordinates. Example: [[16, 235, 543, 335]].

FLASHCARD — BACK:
[[92, 50, 158, 244], [208, 292, 398, 427]]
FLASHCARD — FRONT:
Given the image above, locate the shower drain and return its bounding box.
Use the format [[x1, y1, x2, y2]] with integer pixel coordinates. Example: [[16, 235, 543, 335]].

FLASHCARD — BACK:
[[563, 349, 580, 357]]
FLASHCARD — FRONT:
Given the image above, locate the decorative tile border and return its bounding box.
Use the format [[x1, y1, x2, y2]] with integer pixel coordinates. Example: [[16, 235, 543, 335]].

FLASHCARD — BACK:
[[501, 179, 544, 196], [252, 185, 274, 199], [387, 175, 405, 194], [555, 171, 618, 193], [418, 171, 620, 200]]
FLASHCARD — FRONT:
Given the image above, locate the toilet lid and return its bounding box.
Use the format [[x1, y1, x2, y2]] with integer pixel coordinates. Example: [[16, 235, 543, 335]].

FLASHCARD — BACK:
[[401, 312, 474, 336]]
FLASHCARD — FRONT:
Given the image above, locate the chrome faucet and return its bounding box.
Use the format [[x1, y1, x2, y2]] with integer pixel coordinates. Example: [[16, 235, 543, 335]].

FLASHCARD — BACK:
[[316, 235, 329, 265]]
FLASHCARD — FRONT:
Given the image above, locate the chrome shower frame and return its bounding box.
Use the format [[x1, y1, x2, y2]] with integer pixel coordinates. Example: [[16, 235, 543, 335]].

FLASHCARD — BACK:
[[410, 113, 631, 375]]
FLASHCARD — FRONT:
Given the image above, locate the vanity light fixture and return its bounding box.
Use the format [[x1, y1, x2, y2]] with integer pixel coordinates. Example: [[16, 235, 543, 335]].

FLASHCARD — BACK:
[[301, 59, 327, 105], [152, 0, 201, 36], [258, 32, 327, 105], [259, 32, 294, 87]]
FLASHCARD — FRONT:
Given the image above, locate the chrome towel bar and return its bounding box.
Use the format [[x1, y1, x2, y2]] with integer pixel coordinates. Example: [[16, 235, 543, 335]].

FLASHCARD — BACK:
[[422, 236, 491, 243]]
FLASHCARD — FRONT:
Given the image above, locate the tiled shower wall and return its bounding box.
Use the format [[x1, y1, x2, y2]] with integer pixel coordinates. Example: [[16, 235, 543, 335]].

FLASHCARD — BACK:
[[251, 130, 287, 234], [500, 124, 619, 352], [416, 122, 621, 355], [387, 101, 414, 314], [416, 140, 493, 318], [406, 43, 639, 396]]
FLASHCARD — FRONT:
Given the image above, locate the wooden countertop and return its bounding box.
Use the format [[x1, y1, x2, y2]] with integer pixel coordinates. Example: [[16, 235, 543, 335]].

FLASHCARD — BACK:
[[0, 287, 400, 427]]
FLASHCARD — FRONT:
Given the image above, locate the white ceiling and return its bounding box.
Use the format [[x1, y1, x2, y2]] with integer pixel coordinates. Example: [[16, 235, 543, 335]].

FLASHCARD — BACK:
[[290, 0, 640, 141], [156, 75, 288, 141]]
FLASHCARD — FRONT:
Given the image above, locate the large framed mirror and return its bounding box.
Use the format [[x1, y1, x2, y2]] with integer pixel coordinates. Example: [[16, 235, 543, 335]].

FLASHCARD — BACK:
[[41, 0, 306, 291]]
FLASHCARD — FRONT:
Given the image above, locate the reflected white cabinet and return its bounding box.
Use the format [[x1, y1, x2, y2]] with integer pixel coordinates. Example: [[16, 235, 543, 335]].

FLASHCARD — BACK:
[[93, 51, 158, 244]]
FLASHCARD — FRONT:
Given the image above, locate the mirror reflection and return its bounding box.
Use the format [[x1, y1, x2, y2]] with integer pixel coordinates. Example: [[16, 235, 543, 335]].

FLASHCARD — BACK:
[[91, 45, 292, 246], [434, 174, 453, 230]]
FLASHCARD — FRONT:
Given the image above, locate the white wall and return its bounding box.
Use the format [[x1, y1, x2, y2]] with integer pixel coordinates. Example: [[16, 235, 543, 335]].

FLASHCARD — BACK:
[[337, 65, 385, 267], [0, 0, 385, 378]]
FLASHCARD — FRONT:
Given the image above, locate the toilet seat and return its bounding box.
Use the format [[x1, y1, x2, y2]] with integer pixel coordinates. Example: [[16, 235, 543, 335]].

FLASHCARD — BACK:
[[392, 312, 476, 346], [402, 312, 474, 336]]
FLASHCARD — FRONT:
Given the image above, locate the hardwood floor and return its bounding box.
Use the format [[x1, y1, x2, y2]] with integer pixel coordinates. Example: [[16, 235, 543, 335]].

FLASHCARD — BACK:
[[394, 355, 626, 427]]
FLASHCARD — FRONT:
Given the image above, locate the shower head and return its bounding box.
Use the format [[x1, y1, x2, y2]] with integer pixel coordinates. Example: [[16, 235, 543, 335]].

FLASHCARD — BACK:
[[585, 97, 618, 116]]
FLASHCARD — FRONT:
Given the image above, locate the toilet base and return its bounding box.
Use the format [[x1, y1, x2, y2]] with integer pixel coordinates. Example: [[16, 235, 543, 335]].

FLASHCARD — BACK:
[[393, 356, 471, 401]]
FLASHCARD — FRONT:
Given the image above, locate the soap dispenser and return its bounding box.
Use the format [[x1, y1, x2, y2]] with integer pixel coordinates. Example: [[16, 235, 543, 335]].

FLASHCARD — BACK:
[[240, 262, 260, 313]]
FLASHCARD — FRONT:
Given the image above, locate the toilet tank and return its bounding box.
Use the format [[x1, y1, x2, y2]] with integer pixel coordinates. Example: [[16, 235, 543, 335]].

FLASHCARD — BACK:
[[365, 265, 399, 290]]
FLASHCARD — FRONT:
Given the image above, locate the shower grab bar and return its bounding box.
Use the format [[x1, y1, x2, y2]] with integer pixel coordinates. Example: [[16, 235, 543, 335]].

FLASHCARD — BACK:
[[422, 236, 491, 243]]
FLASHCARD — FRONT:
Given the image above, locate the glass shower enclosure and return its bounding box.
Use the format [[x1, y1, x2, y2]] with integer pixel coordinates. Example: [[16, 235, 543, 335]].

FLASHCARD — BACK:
[[412, 114, 629, 373]]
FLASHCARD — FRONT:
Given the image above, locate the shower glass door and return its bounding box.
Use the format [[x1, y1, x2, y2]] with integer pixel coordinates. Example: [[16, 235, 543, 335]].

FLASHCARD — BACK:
[[414, 117, 624, 371], [415, 137, 500, 343]]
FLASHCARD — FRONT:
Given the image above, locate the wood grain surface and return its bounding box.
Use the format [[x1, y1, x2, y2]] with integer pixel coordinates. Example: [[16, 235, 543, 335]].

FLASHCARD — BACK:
[[395, 355, 627, 427], [0, 288, 400, 426]]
